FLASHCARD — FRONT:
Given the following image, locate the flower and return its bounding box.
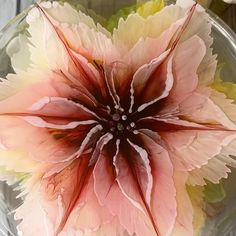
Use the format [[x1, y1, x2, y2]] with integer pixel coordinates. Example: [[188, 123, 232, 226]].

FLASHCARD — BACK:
[[1, 0, 236, 235]]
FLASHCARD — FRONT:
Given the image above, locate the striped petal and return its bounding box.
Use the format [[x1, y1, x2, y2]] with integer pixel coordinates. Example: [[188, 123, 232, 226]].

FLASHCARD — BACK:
[[138, 131, 177, 236], [161, 130, 236, 171]]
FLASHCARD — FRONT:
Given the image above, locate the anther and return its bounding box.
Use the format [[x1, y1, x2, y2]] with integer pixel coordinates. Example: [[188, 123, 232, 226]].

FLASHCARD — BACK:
[[130, 122, 135, 128], [112, 114, 120, 121], [117, 123, 124, 132], [122, 115, 127, 121]]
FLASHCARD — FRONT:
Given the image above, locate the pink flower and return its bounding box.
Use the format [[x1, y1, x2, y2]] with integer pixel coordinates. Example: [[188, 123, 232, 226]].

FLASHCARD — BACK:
[[1, 0, 236, 235]]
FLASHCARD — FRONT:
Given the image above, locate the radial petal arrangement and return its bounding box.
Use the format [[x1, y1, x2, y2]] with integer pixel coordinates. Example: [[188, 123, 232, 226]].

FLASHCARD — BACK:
[[1, 0, 236, 236]]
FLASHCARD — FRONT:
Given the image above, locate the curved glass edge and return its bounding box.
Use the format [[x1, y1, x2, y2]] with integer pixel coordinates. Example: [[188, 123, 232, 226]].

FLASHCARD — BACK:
[[0, 4, 35, 48], [208, 11, 236, 49], [0, 4, 35, 78]]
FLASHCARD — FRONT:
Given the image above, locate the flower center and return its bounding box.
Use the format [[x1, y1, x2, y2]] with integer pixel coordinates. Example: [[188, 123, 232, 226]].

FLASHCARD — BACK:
[[108, 112, 135, 135]]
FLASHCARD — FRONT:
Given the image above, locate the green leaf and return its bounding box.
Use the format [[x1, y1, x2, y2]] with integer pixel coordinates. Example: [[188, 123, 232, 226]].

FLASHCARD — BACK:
[[212, 64, 236, 102], [137, 0, 164, 18], [106, 0, 165, 32], [0, 166, 29, 182], [204, 181, 226, 203], [106, 4, 138, 32]]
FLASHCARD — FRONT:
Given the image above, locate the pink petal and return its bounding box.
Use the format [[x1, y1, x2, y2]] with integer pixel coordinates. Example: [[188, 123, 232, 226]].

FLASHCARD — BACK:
[[104, 182, 156, 236], [130, 50, 173, 113], [171, 171, 194, 236], [34, 2, 119, 63], [113, 141, 146, 214], [41, 153, 94, 234], [28, 97, 95, 120], [94, 140, 157, 236], [125, 8, 198, 72], [0, 116, 95, 166], [167, 35, 206, 102], [0, 75, 68, 114], [161, 130, 236, 171], [17, 153, 111, 235], [93, 135, 116, 205], [126, 139, 153, 206], [179, 90, 236, 130], [138, 131, 177, 236], [137, 116, 208, 132], [61, 124, 103, 163], [32, 5, 111, 103], [25, 6, 107, 105], [64, 193, 112, 234], [89, 132, 114, 166], [20, 116, 97, 130]]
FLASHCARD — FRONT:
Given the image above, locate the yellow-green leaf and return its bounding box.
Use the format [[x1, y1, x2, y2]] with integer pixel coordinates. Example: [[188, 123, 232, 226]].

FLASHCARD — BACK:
[[137, 0, 164, 18], [211, 64, 236, 101], [187, 185, 206, 235], [106, 5, 137, 32], [212, 79, 236, 102], [204, 181, 226, 203], [106, 0, 165, 32]]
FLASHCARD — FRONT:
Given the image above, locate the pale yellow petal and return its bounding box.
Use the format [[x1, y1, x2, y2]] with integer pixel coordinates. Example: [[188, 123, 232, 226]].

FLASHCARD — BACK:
[[6, 34, 31, 72], [114, 1, 216, 85], [25, 2, 118, 71], [137, 0, 164, 17], [0, 150, 36, 173], [188, 139, 236, 186], [211, 90, 236, 124], [187, 185, 206, 236], [0, 69, 52, 101]]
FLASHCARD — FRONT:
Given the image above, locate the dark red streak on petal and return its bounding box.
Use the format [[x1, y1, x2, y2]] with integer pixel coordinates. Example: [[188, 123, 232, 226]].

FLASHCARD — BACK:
[[128, 3, 197, 116], [54, 154, 93, 236], [35, 4, 110, 104], [122, 142, 161, 236], [137, 118, 236, 132]]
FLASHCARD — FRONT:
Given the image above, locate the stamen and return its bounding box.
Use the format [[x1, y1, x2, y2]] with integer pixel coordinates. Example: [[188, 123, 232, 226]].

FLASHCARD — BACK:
[[110, 127, 116, 132], [122, 115, 127, 121], [106, 105, 111, 113], [117, 123, 124, 132], [130, 122, 135, 128], [112, 114, 120, 121]]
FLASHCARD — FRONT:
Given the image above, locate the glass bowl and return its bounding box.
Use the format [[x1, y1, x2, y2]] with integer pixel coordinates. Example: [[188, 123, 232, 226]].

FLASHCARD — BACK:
[[0, 1, 235, 235]]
